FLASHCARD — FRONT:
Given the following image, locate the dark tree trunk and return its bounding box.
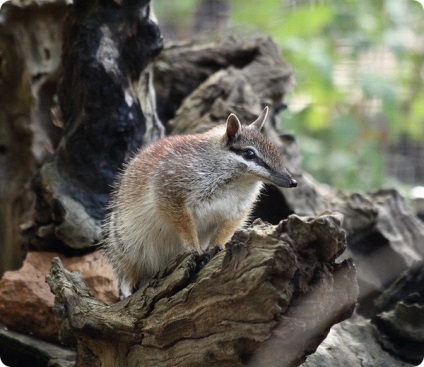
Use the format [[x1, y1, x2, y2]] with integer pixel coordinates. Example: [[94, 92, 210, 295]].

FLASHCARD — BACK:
[[31, 0, 164, 250]]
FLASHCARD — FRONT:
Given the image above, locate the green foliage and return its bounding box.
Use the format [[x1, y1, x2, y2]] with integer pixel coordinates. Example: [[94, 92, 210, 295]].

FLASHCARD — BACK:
[[230, 0, 424, 191]]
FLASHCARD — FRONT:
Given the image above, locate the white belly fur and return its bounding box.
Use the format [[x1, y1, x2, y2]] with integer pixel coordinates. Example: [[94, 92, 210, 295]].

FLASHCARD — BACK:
[[114, 180, 262, 294], [191, 181, 262, 249]]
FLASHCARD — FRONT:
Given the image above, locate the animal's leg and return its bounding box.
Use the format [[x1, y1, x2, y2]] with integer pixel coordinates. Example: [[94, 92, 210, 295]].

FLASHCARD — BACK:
[[158, 201, 202, 253], [211, 218, 244, 249]]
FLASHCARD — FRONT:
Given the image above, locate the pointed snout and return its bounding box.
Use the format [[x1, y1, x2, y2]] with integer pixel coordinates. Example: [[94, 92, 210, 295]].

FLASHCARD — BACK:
[[269, 168, 298, 188], [288, 178, 297, 188]]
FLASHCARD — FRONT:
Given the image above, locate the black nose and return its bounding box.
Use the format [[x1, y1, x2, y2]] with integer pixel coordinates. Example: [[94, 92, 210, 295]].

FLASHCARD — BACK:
[[289, 178, 297, 188]]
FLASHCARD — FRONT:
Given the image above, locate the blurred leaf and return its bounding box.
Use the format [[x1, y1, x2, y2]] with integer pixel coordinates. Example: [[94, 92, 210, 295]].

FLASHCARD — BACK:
[[230, 0, 283, 29], [331, 115, 360, 147], [271, 3, 335, 38], [408, 95, 424, 139], [306, 105, 331, 130]]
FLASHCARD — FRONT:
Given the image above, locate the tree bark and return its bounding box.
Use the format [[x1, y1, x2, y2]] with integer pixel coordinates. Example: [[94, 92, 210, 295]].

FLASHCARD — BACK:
[[47, 213, 358, 367]]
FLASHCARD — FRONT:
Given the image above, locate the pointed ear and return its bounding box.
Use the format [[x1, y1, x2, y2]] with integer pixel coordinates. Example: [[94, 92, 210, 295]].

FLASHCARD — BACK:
[[226, 113, 241, 140], [249, 106, 269, 131]]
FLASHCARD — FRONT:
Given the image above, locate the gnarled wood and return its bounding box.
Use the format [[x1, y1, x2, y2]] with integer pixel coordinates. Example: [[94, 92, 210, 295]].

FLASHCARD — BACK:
[[47, 213, 358, 367]]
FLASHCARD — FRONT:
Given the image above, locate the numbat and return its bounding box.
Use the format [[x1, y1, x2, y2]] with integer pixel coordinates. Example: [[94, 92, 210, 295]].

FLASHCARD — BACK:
[[104, 107, 297, 297]]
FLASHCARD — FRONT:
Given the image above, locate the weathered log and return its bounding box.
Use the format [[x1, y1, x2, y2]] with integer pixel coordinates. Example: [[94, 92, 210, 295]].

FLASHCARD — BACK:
[[303, 262, 424, 367], [30, 0, 164, 250], [47, 212, 358, 367], [153, 37, 294, 127], [333, 189, 424, 305]]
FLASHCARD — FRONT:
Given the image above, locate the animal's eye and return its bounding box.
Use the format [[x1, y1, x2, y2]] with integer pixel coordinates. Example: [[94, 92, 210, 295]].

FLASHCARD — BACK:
[[243, 148, 256, 160]]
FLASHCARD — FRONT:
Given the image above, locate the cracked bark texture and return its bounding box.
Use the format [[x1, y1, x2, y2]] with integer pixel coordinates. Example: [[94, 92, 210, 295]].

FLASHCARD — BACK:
[[47, 213, 358, 367]]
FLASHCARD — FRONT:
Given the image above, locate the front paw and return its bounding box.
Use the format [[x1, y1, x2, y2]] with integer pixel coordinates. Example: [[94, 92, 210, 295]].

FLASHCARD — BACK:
[[200, 245, 222, 266], [186, 243, 203, 254], [212, 244, 224, 252]]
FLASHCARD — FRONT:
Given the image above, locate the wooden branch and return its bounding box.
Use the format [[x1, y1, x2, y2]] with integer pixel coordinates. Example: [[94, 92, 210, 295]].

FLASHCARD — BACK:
[[47, 213, 358, 367]]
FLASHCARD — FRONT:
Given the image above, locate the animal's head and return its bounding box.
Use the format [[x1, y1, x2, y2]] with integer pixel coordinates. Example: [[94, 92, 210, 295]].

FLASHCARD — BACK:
[[225, 107, 297, 188]]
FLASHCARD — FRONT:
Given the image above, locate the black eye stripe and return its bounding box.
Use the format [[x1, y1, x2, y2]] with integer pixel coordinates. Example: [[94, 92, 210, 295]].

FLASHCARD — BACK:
[[244, 148, 256, 159], [230, 147, 271, 168], [230, 147, 256, 153], [230, 147, 256, 157]]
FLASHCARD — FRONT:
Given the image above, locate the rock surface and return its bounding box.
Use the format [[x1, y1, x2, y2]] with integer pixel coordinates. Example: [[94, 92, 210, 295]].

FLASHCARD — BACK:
[[0, 251, 118, 343]]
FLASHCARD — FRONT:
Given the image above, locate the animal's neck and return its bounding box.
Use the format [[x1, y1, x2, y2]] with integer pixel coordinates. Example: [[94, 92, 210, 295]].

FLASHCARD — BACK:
[[191, 173, 261, 207]]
